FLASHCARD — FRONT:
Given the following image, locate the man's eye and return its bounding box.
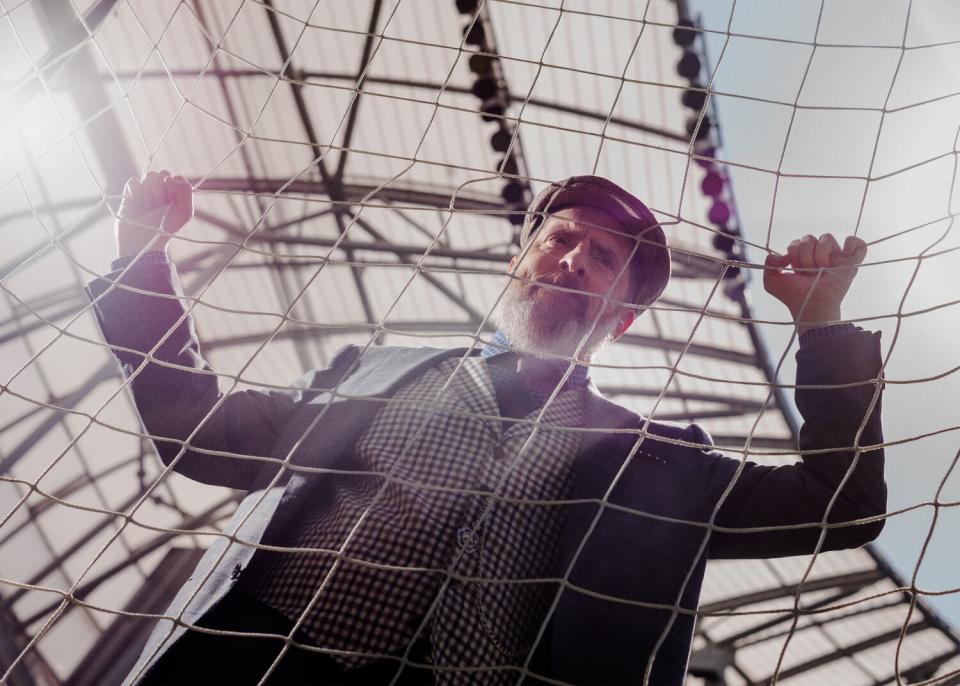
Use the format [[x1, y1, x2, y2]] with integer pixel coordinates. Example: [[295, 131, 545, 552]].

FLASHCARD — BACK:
[[549, 235, 567, 245], [592, 252, 614, 269]]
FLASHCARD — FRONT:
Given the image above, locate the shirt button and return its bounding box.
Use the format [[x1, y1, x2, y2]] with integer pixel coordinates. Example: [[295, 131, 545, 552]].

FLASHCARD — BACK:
[[457, 527, 479, 553], [493, 442, 507, 461]]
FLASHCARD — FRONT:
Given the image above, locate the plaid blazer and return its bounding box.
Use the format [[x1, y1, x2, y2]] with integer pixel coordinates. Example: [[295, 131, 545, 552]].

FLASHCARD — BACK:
[[86, 261, 886, 686]]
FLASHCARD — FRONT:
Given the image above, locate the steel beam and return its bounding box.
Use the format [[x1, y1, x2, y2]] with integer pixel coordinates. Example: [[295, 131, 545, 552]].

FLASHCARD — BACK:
[[698, 568, 885, 614], [197, 176, 504, 211], [708, 585, 872, 649], [758, 620, 929, 684], [102, 68, 689, 142], [31, 0, 137, 194], [0, 361, 115, 475], [262, 1, 386, 330], [192, 194, 722, 282], [334, 0, 385, 180], [872, 648, 960, 686], [16, 495, 237, 628], [200, 318, 765, 369], [708, 434, 794, 450]]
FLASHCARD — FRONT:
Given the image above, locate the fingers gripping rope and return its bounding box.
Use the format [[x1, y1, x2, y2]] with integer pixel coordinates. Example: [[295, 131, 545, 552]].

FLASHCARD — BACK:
[[2, 1, 959, 685]]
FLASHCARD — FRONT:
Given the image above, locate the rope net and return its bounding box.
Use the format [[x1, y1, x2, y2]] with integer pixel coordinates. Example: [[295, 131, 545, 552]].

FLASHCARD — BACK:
[[1, 0, 958, 684]]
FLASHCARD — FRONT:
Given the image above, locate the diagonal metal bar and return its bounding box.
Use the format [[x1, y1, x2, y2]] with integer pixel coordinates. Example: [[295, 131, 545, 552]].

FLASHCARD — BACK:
[[14, 495, 237, 628], [8, 486, 154, 606], [3, 0, 121, 125], [581, 386, 767, 410], [345, 210, 495, 324], [197, 185, 720, 280], [29, 0, 138, 196], [708, 435, 794, 450], [0, 201, 109, 282], [191, 0, 323, 369], [262, 0, 378, 327], [333, 0, 385, 180], [863, 545, 960, 654], [200, 318, 766, 369], [872, 647, 960, 686], [0, 297, 89, 346], [698, 568, 885, 614], [757, 620, 930, 684], [0, 599, 55, 686], [652, 408, 767, 422], [0, 458, 141, 547], [0, 361, 115, 475], [715, 589, 901, 657], [618, 332, 757, 366]]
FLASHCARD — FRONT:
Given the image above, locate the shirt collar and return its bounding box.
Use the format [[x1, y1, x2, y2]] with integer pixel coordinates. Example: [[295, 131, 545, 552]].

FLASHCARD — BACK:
[[481, 330, 591, 392]]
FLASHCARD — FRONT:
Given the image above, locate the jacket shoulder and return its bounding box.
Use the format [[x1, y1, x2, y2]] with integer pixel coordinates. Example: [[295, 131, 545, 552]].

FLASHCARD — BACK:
[[585, 387, 714, 450]]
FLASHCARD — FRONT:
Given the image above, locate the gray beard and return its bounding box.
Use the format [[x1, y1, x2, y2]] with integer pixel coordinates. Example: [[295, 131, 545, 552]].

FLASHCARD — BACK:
[[496, 280, 608, 360]]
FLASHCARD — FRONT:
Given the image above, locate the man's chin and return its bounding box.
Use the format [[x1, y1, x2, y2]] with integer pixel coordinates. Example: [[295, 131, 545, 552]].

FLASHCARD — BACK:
[[499, 285, 606, 358], [524, 312, 595, 356]]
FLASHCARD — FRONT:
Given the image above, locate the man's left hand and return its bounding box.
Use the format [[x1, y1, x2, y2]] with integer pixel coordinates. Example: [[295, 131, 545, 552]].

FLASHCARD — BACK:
[[763, 233, 867, 335]]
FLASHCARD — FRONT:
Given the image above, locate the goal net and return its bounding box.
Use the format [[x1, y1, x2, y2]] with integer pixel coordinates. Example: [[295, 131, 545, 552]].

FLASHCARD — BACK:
[[1, 0, 958, 684]]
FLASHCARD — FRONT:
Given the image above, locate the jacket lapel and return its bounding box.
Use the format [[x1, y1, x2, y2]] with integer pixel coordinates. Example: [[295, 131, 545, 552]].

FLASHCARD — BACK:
[[571, 383, 643, 497]]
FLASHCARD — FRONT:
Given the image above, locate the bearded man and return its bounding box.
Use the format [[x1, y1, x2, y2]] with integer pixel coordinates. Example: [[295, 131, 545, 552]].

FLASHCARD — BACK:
[[86, 173, 886, 685]]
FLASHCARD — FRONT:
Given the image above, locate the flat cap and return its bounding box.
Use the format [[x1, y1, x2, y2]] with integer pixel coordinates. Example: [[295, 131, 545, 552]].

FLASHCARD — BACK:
[[519, 175, 671, 306]]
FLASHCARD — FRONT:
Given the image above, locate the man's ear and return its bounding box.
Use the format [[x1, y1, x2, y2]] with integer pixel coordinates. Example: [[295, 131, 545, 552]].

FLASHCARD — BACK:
[[507, 255, 518, 273], [609, 308, 636, 342]]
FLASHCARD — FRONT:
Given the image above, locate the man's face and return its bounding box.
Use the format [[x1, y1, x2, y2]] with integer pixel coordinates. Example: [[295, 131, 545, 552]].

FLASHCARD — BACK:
[[498, 205, 638, 360]]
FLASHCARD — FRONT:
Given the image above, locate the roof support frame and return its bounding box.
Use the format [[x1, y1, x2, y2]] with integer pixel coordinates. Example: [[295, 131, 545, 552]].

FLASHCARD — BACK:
[[262, 0, 379, 334], [201, 318, 767, 369], [699, 569, 886, 615], [101, 68, 690, 142], [333, 0, 385, 181], [755, 620, 930, 684]]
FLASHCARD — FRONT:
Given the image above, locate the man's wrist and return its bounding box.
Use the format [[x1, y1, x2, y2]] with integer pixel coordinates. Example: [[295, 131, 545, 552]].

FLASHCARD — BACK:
[[793, 305, 842, 336], [798, 322, 861, 347], [796, 321, 833, 336], [115, 222, 172, 259]]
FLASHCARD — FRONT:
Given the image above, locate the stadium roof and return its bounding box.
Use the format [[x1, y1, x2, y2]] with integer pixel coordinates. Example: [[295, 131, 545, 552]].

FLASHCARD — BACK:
[[1, 0, 957, 684]]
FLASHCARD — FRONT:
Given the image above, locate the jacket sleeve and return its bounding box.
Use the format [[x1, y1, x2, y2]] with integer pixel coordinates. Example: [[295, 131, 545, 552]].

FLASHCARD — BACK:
[[84, 259, 357, 491], [707, 329, 887, 559]]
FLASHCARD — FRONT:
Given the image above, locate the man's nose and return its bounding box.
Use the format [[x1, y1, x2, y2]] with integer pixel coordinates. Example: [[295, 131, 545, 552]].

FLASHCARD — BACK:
[[560, 244, 587, 277]]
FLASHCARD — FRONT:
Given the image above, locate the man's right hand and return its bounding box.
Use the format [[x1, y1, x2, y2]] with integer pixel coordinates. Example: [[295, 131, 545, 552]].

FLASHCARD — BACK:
[[115, 170, 193, 258]]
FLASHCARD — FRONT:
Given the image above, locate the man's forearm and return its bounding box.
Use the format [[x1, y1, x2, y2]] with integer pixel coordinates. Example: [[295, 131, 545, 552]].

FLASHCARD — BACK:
[[709, 327, 885, 559], [794, 328, 887, 545], [85, 259, 263, 489]]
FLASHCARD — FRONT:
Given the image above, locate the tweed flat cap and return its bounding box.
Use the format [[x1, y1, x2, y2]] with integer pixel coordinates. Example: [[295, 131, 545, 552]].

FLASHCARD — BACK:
[[519, 175, 671, 306]]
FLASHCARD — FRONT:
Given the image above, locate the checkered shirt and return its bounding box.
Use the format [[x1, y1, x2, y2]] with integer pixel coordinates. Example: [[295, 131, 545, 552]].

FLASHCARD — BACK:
[[239, 353, 587, 683]]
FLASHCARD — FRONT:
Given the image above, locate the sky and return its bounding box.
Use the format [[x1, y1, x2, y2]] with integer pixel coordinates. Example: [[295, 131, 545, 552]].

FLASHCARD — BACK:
[[693, 0, 960, 627], [1, 0, 958, 678]]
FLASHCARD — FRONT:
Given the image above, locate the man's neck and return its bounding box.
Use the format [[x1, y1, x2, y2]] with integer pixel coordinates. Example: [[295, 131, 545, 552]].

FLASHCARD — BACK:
[[485, 329, 594, 393]]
